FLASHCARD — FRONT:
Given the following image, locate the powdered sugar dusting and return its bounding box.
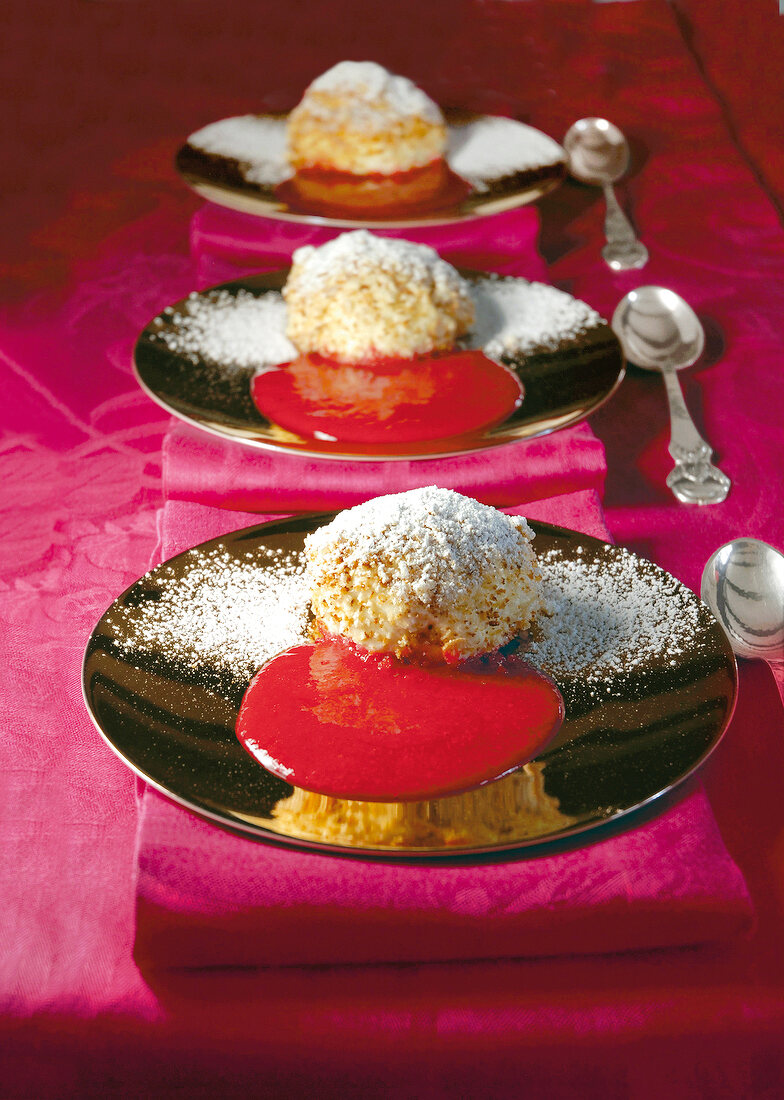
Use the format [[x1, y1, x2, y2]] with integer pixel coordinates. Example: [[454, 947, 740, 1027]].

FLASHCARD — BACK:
[[299, 61, 443, 128], [305, 486, 535, 608], [106, 526, 713, 708], [447, 117, 564, 189], [527, 545, 709, 695], [287, 230, 468, 301], [468, 277, 604, 358], [107, 545, 310, 695], [149, 289, 296, 371], [188, 115, 292, 185], [186, 113, 562, 190]]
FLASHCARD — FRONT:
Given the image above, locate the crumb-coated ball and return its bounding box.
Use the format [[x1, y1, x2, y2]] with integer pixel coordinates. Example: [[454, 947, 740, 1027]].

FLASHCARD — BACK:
[[303, 486, 547, 661], [283, 231, 475, 363], [286, 61, 447, 177]]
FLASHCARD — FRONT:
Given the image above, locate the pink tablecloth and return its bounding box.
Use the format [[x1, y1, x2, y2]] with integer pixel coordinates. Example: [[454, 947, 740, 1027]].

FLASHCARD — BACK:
[[3, 0, 784, 1096]]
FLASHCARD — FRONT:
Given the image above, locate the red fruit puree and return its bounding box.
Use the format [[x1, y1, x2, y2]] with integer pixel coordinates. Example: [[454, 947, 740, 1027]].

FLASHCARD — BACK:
[[236, 638, 564, 802], [251, 349, 523, 445], [274, 162, 472, 220]]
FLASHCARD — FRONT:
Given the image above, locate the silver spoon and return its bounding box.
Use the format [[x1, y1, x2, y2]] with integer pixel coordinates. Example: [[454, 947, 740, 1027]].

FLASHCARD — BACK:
[[611, 286, 731, 505], [701, 538, 784, 706], [563, 117, 649, 271]]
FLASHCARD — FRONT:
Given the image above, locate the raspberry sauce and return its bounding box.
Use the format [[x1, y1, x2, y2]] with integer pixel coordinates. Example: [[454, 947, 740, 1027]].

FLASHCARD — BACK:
[[236, 639, 564, 802], [251, 349, 523, 445], [275, 161, 472, 219]]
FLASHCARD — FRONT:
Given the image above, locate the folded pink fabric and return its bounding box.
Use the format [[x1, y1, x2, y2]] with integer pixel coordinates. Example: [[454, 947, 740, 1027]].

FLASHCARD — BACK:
[[164, 420, 608, 513], [134, 491, 754, 969], [190, 203, 549, 286]]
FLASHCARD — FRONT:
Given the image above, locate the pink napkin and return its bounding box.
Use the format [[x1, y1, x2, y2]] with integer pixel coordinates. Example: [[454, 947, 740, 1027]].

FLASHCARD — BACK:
[[190, 203, 549, 286], [164, 419, 608, 513], [134, 490, 754, 969]]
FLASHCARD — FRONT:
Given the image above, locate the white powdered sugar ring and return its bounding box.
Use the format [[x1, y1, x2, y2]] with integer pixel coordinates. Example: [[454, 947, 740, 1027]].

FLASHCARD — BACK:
[[105, 524, 719, 707], [149, 289, 296, 372], [107, 545, 310, 696], [187, 115, 292, 186], [467, 277, 603, 358], [525, 544, 715, 703], [447, 117, 564, 189]]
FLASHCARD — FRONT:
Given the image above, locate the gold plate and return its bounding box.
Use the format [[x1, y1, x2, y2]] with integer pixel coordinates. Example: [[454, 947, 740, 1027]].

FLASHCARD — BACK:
[[175, 111, 566, 229], [82, 517, 737, 859], [133, 270, 625, 461]]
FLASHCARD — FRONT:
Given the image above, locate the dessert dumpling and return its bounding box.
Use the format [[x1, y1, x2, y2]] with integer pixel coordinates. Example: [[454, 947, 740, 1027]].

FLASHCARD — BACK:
[[283, 230, 475, 363], [285, 61, 449, 210], [303, 486, 547, 662]]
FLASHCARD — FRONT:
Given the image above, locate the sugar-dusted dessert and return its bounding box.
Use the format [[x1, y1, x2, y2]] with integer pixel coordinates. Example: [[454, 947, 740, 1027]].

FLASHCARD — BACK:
[[283, 230, 475, 363], [303, 486, 547, 662], [145, 230, 615, 450], [250, 233, 521, 445], [285, 61, 450, 212], [237, 487, 561, 802], [287, 61, 446, 178]]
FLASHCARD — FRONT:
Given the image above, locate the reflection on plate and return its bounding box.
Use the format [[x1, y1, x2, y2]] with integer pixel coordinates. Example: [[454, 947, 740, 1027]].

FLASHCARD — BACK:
[[133, 270, 624, 461], [175, 111, 566, 228], [82, 517, 737, 859]]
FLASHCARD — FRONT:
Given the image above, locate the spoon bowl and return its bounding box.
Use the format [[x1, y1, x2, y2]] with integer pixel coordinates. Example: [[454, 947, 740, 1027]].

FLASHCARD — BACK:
[[563, 117, 631, 186], [563, 117, 648, 270], [701, 538, 784, 704], [612, 285, 705, 373], [612, 287, 730, 505]]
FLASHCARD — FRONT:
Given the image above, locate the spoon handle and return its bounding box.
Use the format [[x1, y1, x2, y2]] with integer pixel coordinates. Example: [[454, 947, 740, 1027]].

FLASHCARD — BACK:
[[601, 183, 649, 271], [661, 368, 731, 505]]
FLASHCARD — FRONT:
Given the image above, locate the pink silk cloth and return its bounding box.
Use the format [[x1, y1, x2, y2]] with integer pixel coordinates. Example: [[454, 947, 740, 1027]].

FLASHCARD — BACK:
[[164, 419, 608, 513], [190, 202, 550, 286], [134, 491, 753, 970]]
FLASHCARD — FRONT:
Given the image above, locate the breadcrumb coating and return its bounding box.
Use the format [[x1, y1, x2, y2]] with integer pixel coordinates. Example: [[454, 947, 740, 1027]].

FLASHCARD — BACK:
[[283, 231, 475, 362], [304, 487, 547, 661]]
